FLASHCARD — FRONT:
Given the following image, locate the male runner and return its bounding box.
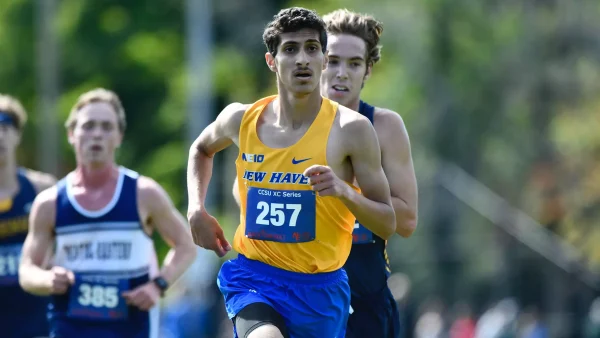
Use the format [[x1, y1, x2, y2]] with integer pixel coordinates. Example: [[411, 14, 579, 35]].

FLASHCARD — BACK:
[[321, 9, 418, 338], [19, 88, 197, 338], [0, 94, 55, 338], [230, 9, 419, 338], [187, 7, 396, 338]]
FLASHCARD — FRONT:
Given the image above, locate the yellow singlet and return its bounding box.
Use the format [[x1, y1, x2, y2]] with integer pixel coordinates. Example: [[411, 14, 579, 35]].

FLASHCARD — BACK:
[[233, 95, 356, 273]]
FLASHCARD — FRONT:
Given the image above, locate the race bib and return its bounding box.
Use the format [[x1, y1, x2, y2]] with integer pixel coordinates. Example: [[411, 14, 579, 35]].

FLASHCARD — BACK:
[[67, 275, 129, 321], [245, 187, 316, 243], [0, 244, 21, 286], [352, 221, 375, 244]]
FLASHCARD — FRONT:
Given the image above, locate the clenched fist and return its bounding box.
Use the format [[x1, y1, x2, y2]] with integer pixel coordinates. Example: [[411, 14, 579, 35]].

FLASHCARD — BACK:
[[48, 266, 75, 295], [187, 207, 231, 257]]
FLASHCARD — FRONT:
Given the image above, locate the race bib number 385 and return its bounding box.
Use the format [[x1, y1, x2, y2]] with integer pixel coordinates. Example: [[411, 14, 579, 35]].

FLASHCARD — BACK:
[[245, 187, 316, 243], [68, 276, 129, 321]]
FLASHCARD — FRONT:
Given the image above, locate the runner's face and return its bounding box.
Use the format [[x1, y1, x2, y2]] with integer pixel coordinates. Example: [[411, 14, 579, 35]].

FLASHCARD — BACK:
[[321, 34, 369, 107]]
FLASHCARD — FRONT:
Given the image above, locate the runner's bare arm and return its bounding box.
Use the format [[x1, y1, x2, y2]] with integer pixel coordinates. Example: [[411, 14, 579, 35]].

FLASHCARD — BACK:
[[375, 109, 418, 237], [340, 112, 396, 239], [138, 176, 196, 285], [187, 103, 246, 210], [19, 188, 57, 295]]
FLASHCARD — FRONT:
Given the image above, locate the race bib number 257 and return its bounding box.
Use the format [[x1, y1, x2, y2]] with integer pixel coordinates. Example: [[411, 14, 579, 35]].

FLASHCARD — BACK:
[[245, 187, 316, 243]]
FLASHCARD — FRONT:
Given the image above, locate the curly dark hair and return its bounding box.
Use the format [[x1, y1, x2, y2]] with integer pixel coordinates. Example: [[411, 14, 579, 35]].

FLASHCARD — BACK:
[[262, 7, 327, 57]]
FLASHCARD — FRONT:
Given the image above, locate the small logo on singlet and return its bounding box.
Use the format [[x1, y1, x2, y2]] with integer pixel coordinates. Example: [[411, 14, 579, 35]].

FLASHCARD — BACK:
[[291, 157, 311, 164], [23, 202, 32, 213], [242, 153, 264, 163]]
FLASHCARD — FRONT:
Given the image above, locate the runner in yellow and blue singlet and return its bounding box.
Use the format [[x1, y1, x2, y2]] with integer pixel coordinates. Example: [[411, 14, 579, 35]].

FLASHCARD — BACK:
[[189, 8, 398, 338]]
